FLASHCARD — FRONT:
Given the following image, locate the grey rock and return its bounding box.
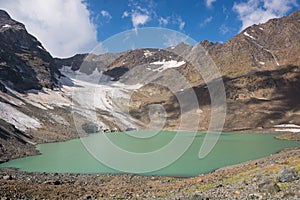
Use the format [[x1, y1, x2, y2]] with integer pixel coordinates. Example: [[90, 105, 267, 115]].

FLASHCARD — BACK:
[[248, 193, 262, 199], [189, 193, 209, 200], [277, 167, 299, 182], [81, 122, 99, 133], [258, 180, 280, 194], [125, 127, 137, 131]]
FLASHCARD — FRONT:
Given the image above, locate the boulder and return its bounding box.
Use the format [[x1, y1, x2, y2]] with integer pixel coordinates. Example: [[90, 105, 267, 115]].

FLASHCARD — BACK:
[[81, 122, 99, 133], [258, 180, 280, 194], [277, 167, 299, 182], [125, 127, 137, 131]]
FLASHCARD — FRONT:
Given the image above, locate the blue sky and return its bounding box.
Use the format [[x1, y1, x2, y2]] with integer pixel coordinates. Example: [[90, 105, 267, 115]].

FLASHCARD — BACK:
[[87, 0, 242, 44], [0, 0, 299, 57]]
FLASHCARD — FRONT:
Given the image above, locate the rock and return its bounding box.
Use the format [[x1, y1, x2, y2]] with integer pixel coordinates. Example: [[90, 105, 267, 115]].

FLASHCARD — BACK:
[[277, 167, 299, 182], [81, 122, 99, 133], [103, 128, 111, 133], [125, 127, 137, 131], [111, 127, 118, 132], [189, 193, 209, 200], [54, 180, 61, 185], [248, 193, 262, 199], [258, 180, 280, 194], [84, 195, 92, 200], [2, 175, 12, 180], [0, 82, 7, 93], [233, 190, 240, 195]]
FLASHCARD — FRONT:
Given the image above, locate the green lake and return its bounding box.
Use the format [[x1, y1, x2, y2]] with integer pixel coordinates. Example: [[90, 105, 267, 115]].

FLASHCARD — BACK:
[[0, 131, 299, 177]]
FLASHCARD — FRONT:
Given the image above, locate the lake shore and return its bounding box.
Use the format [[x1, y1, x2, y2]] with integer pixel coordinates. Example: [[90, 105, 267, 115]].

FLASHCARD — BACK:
[[0, 130, 299, 199], [0, 147, 299, 199]]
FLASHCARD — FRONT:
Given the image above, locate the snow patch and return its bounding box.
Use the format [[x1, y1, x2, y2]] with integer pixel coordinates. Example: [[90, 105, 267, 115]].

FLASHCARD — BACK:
[[143, 50, 153, 58], [71, 78, 143, 130], [0, 101, 41, 131], [2, 24, 11, 28], [274, 124, 300, 128], [259, 27, 264, 30], [261, 48, 280, 66], [259, 61, 265, 65], [274, 124, 300, 133], [170, 46, 175, 49], [150, 60, 186, 72], [243, 31, 256, 40], [275, 129, 300, 133], [37, 45, 44, 50]]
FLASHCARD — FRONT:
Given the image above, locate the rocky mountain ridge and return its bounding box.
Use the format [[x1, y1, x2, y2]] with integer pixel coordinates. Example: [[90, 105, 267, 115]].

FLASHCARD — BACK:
[[201, 10, 300, 77], [0, 10, 60, 92]]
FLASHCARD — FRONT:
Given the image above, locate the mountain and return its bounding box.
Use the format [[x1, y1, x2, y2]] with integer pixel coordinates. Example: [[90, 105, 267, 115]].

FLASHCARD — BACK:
[[101, 10, 300, 131], [202, 10, 300, 77], [0, 9, 300, 161], [0, 10, 60, 92]]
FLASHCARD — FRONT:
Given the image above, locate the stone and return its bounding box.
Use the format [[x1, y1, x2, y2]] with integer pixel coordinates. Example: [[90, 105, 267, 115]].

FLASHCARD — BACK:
[[258, 180, 280, 194], [54, 180, 61, 185], [248, 193, 262, 199], [2, 175, 12, 180], [189, 193, 209, 200], [125, 127, 137, 131], [81, 122, 99, 133], [277, 167, 299, 182]]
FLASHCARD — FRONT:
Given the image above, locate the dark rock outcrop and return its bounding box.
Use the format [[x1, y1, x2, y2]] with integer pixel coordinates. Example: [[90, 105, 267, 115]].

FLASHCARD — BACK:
[[0, 10, 60, 92]]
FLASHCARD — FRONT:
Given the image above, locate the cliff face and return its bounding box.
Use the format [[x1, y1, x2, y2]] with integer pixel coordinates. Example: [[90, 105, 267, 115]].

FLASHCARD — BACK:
[[0, 10, 59, 92]]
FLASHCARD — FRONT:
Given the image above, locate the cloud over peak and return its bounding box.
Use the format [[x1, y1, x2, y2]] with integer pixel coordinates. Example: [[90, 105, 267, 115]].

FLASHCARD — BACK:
[[233, 0, 298, 31], [0, 0, 98, 58]]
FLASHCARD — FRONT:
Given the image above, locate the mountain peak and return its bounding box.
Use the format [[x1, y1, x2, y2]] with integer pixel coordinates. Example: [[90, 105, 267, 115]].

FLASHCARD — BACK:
[[0, 10, 59, 91], [0, 10, 11, 21]]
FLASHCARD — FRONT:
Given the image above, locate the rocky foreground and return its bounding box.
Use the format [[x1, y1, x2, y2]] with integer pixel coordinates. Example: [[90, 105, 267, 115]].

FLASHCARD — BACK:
[[0, 147, 299, 199]]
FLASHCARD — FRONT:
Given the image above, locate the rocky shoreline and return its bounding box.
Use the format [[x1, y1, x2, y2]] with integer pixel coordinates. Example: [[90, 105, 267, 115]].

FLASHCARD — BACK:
[[0, 132, 299, 199]]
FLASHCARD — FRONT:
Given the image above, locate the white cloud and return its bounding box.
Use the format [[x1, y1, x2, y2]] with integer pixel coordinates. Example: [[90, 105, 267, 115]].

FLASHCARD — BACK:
[[176, 17, 185, 31], [158, 17, 169, 26], [233, 0, 298, 31], [179, 21, 185, 31], [100, 10, 112, 20], [131, 12, 150, 30], [199, 16, 213, 27], [205, 0, 217, 8], [123, 0, 154, 32], [219, 24, 229, 35], [122, 11, 129, 18], [123, 1, 186, 32], [0, 0, 98, 58]]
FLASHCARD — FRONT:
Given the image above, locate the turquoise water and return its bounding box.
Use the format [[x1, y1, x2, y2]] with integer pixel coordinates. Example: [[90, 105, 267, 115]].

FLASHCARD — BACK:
[[0, 131, 299, 177]]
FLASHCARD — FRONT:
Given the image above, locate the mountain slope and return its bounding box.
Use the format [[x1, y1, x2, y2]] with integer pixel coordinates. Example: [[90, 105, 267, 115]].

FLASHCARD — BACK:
[[202, 10, 300, 77], [0, 10, 60, 92]]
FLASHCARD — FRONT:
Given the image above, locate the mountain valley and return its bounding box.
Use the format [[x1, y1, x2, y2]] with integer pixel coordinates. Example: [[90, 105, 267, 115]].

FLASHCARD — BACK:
[[0, 8, 299, 199]]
